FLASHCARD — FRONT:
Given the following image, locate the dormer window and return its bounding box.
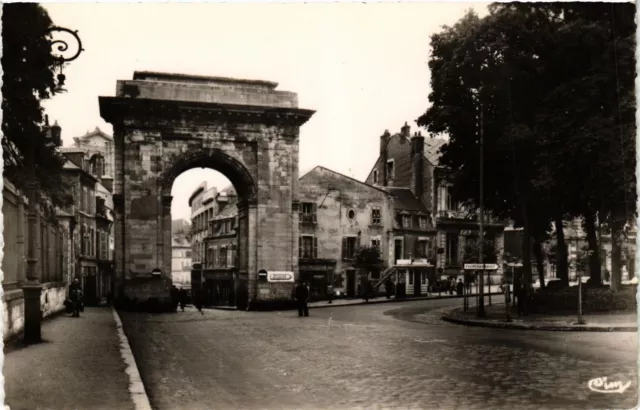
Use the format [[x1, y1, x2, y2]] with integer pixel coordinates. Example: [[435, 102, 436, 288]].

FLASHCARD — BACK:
[[90, 154, 105, 177], [386, 159, 395, 181]]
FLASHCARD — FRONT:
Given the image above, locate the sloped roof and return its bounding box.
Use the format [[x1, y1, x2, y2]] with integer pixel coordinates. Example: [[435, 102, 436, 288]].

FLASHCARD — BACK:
[[301, 165, 388, 194], [386, 187, 429, 213], [424, 138, 447, 166], [213, 198, 239, 221], [60, 146, 87, 154], [75, 127, 113, 141], [172, 235, 192, 247], [62, 160, 81, 170]]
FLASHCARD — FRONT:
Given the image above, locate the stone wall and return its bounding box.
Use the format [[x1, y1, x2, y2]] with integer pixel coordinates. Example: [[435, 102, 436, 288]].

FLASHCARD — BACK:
[[3, 283, 67, 341]]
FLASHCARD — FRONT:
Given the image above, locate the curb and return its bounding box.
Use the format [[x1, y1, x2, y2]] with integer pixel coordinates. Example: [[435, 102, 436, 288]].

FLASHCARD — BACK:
[[309, 292, 504, 310], [440, 313, 638, 332], [112, 308, 153, 410]]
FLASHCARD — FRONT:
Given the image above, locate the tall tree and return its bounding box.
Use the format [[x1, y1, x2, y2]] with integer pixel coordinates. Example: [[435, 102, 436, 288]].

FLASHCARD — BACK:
[[2, 3, 72, 207], [419, 3, 636, 295]]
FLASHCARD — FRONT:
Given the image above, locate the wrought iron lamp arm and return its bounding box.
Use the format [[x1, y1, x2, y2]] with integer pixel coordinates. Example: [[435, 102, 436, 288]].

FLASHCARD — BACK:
[[47, 26, 84, 63]]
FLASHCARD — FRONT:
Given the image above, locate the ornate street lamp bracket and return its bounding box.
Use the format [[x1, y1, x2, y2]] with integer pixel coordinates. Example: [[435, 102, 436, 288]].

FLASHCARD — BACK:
[[47, 26, 84, 63]]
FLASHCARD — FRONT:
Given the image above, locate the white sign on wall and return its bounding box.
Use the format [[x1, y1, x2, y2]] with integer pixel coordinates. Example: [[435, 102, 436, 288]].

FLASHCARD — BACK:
[[464, 263, 498, 270], [267, 271, 295, 283]]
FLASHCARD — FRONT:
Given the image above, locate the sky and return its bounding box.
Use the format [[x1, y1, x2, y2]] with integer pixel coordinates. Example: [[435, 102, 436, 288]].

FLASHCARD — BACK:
[[42, 2, 488, 221]]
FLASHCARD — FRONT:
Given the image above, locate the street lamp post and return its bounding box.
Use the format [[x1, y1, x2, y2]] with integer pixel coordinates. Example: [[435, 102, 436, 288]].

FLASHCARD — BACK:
[[473, 87, 486, 318], [22, 26, 83, 344]]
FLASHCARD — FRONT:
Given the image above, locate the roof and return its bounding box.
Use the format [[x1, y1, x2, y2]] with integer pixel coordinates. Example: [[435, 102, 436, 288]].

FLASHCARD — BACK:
[[424, 138, 447, 166], [213, 199, 239, 220], [59, 146, 87, 154], [300, 165, 389, 194], [62, 160, 80, 170], [386, 187, 429, 213], [74, 127, 113, 142], [172, 235, 192, 247]]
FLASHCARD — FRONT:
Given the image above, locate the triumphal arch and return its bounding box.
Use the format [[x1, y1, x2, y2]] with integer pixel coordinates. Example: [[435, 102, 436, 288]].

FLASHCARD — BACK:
[[99, 71, 315, 310]]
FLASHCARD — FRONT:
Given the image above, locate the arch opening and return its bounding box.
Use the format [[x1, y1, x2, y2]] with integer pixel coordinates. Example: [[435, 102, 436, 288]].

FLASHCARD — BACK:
[[165, 150, 255, 310]]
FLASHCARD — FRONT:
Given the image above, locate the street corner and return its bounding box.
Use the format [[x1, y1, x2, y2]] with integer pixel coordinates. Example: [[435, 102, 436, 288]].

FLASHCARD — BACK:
[[440, 305, 639, 332]]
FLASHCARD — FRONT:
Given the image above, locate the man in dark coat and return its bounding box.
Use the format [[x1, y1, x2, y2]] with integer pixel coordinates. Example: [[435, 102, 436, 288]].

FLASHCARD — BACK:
[[68, 277, 83, 317], [385, 278, 393, 299], [170, 285, 179, 312], [456, 279, 464, 296], [295, 281, 309, 317]]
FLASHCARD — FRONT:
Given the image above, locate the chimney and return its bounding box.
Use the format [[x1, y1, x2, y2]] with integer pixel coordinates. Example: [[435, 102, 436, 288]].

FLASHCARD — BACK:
[[401, 122, 411, 138], [411, 131, 425, 200], [380, 129, 391, 186], [102, 176, 114, 193]]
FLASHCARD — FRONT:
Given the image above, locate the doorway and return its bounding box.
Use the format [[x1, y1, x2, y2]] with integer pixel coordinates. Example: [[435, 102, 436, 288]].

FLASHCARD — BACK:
[[346, 269, 356, 297], [394, 239, 403, 263], [414, 270, 421, 296]]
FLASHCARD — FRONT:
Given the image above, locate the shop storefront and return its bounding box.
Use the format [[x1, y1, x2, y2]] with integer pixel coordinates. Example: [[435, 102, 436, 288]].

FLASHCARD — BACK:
[[203, 269, 236, 307], [395, 259, 436, 297], [298, 259, 336, 301]]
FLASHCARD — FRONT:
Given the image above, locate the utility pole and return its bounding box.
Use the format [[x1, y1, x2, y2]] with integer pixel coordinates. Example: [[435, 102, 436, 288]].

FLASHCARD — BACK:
[[477, 92, 486, 318]]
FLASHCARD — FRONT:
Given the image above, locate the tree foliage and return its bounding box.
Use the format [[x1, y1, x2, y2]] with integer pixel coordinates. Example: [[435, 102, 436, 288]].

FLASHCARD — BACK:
[[418, 3, 636, 287], [2, 3, 73, 207], [353, 245, 385, 274]]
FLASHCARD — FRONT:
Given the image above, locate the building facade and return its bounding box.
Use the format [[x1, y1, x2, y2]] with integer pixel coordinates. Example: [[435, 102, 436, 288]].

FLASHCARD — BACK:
[[171, 235, 192, 289], [60, 148, 108, 305], [189, 182, 218, 266], [365, 122, 506, 285], [298, 166, 395, 298], [201, 192, 239, 306]]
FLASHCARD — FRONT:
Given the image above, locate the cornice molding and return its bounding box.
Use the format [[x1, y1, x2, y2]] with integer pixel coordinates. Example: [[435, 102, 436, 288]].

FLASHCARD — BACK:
[[99, 97, 315, 128]]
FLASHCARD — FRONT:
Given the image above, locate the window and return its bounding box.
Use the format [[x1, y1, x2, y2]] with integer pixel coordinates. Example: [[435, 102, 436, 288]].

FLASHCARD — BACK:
[[219, 247, 228, 267], [371, 238, 381, 250], [402, 215, 411, 228], [417, 240, 429, 258], [299, 236, 317, 259], [408, 271, 413, 285], [300, 202, 317, 223], [82, 187, 87, 212], [342, 237, 357, 260], [185, 251, 191, 258], [373, 170, 378, 184], [419, 216, 428, 230], [421, 272, 426, 285], [347, 209, 356, 220], [386, 159, 394, 180], [446, 234, 459, 265], [100, 232, 107, 260], [446, 191, 457, 212], [90, 228, 95, 257], [371, 207, 381, 225]]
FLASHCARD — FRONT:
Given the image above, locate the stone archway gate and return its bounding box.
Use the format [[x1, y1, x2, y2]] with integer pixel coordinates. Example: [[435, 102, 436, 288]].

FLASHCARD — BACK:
[[99, 71, 315, 310]]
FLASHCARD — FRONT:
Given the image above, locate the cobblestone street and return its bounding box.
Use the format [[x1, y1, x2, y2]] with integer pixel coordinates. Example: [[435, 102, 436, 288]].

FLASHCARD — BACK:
[[119, 299, 637, 410]]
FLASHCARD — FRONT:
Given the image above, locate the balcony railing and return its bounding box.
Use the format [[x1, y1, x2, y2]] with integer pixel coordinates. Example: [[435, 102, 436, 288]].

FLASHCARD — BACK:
[[300, 213, 317, 224]]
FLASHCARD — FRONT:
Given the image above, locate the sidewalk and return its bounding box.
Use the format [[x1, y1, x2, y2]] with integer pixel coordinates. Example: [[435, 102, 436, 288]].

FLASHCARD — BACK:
[[3, 307, 143, 410], [308, 289, 504, 309], [441, 303, 638, 332]]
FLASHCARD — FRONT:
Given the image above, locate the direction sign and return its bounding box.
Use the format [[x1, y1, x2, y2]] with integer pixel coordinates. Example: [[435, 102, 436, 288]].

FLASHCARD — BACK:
[[464, 263, 498, 270], [267, 271, 295, 283]]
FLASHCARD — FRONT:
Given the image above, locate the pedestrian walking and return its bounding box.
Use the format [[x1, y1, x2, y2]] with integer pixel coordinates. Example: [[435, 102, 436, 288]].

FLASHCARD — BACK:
[[68, 277, 83, 317], [178, 288, 187, 312], [456, 278, 464, 296], [170, 285, 179, 312], [194, 288, 205, 315], [385, 278, 393, 299], [294, 280, 309, 317]]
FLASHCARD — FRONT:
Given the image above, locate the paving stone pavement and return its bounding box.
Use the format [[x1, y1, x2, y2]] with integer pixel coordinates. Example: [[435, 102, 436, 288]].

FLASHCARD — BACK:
[[3, 307, 135, 410], [119, 300, 638, 410]]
